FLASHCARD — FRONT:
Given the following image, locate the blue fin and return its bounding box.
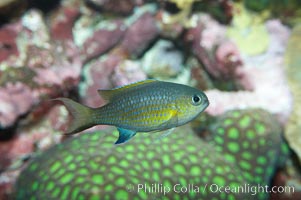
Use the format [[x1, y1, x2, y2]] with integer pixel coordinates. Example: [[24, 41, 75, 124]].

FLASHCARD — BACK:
[[115, 128, 137, 144]]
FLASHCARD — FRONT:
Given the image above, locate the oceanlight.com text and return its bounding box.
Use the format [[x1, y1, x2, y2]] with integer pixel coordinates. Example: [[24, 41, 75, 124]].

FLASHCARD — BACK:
[[126, 183, 295, 196], [207, 183, 295, 196]]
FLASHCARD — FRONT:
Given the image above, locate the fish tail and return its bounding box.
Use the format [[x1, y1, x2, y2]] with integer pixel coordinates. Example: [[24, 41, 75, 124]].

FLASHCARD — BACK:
[[55, 98, 96, 134]]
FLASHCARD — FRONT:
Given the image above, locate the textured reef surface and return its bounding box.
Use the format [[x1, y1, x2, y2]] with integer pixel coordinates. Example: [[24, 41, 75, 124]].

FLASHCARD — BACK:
[[0, 0, 301, 199], [284, 24, 301, 164], [14, 109, 288, 200]]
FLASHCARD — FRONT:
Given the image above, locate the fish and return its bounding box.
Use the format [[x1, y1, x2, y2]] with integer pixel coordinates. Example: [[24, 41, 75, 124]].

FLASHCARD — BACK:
[[55, 80, 209, 144]]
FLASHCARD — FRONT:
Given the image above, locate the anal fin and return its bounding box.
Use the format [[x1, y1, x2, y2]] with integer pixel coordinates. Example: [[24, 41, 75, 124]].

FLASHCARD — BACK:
[[115, 128, 137, 144]]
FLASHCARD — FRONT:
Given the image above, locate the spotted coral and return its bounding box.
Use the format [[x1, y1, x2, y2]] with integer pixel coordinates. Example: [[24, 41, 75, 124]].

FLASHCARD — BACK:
[[14, 109, 287, 200]]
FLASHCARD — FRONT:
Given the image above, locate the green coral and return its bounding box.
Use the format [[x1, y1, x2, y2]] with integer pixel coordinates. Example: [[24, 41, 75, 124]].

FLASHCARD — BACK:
[[15, 109, 287, 200], [208, 109, 289, 187]]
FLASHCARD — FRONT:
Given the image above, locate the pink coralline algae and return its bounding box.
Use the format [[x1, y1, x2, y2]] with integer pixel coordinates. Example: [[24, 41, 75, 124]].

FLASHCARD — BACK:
[[0, 8, 82, 129], [0, 23, 20, 62], [0, 132, 37, 170], [184, 14, 243, 81], [0, 83, 35, 128], [50, 6, 80, 41], [205, 20, 292, 125], [111, 60, 147, 86], [86, 0, 137, 16], [31, 41, 82, 86], [215, 41, 243, 80], [81, 20, 127, 63], [79, 51, 125, 107], [120, 12, 159, 57], [79, 11, 159, 107]]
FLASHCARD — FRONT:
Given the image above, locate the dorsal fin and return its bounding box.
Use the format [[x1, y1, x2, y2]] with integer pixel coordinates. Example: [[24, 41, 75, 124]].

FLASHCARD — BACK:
[[97, 79, 158, 102]]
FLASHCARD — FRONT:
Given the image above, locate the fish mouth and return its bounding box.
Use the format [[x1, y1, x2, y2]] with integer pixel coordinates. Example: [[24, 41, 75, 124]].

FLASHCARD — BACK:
[[199, 98, 209, 113], [203, 95, 209, 108]]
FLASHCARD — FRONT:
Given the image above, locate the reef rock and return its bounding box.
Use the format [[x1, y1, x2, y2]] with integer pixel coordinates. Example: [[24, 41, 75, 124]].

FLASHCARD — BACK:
[[142, 39, 184, 79], [79, 19, 126, 63], [0, 9, 82, 130], [184, 13, 243, 87], [50, 5, 80, 41], [227, 3, 270, 56], [111, 60, 147, 87], [284, 24, 301, 164], [86, 0, 136, 16], [205, 19, 292, 125], [0, 22, 20, 62], [0, 83, 34, 129], [0, 0, 27, 21], [120, 12, 159, 57], [79, 51, 124, 107]]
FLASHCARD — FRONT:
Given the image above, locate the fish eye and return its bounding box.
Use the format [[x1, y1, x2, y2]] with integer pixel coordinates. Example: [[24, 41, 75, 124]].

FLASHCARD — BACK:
[[191, 94, 202, 105]]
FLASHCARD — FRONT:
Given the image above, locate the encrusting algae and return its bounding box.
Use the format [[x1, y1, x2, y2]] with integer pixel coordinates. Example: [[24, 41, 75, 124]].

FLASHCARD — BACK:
[[56, 80, 209, 144]]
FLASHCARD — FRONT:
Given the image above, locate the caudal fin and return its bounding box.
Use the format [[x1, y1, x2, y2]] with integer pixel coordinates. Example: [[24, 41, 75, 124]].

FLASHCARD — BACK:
[[55, 98, 96, 134]]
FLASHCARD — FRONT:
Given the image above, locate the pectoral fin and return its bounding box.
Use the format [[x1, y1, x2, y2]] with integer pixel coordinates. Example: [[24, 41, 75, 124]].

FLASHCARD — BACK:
[[159, 110, 179, 130], [115, 128, 137, 144]]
